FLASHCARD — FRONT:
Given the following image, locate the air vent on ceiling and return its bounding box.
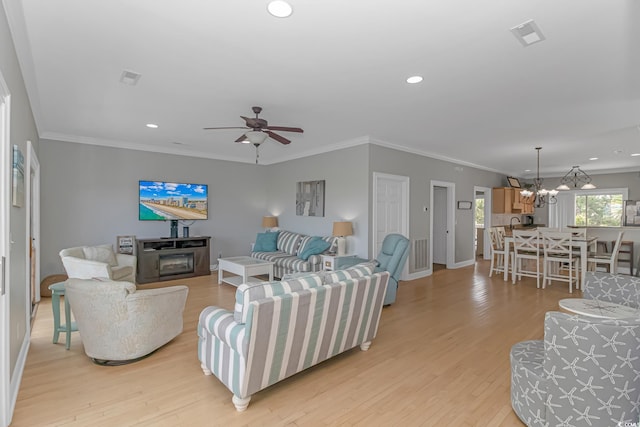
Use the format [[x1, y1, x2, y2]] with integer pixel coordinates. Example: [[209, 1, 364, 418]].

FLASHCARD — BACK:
[[510, 19, 546, 47], [120, 70, 141, 85]]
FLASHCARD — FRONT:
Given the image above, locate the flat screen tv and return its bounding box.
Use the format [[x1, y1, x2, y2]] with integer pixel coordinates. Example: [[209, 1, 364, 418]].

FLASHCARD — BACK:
[[139, 180, 208, 221]]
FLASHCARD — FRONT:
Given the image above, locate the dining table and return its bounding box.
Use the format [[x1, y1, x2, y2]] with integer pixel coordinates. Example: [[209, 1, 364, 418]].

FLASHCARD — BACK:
[[503, 234, 598, 290]]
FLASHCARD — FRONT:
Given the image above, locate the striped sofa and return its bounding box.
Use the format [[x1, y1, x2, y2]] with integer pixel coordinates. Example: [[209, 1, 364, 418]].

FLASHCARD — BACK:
[[251, 230, 337, 278], [198, 266, 390, 411]]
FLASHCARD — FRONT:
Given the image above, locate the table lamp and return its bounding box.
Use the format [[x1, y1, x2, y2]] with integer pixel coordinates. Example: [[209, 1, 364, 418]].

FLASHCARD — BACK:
[[262, 216, 278, 231], [332, 221, 353, 256]]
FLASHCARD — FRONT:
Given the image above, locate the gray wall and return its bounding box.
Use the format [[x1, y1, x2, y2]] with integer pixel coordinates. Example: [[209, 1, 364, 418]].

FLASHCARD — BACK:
[[0, 3, 39, 385], [265, 144, 370, 257], [39, 140, 269, 277], [369, 144, 505, 265]]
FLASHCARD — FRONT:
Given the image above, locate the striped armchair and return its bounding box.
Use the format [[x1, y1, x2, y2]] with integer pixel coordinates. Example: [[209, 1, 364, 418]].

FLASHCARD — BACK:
[[198, 268, 389, 411]]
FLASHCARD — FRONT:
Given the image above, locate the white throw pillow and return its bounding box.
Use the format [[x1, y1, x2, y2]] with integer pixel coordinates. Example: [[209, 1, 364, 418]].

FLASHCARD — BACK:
[[83, 245, 118, 267]]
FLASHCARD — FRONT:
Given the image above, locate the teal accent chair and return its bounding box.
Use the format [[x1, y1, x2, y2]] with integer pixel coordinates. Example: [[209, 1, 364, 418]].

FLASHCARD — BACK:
[[337, 233, 410, 305]]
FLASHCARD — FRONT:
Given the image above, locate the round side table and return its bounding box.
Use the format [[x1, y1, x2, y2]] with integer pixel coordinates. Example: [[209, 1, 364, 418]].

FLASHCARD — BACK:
[[48, 281, 78, 350]]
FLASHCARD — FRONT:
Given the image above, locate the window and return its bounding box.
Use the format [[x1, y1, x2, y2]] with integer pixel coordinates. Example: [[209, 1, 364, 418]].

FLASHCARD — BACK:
[[475, 197, 485, 228], [550, 188, 627, 229], [574, 193, 624, 226]]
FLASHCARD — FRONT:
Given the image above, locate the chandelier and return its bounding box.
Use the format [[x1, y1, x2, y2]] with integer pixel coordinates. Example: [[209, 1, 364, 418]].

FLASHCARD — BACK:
[[556, 165, 596, 190], [520, 147, 558, 208]]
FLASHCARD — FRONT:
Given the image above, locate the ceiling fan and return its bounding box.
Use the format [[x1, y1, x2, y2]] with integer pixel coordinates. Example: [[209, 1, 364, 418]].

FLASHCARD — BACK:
[[205, 106, 303, 143], [204, 106, 303, 163]]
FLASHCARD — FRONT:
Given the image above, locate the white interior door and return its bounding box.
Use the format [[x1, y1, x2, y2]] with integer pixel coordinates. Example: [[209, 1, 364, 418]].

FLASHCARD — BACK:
[[0, 70, 11, 427], [372, 173, 409, 277], [433, 187, 447, 264], [430, 180, 455, 269]]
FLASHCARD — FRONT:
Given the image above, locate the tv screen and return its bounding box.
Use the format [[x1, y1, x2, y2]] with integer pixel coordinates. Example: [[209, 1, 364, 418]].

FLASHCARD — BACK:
[[139, 180, 208, 221]]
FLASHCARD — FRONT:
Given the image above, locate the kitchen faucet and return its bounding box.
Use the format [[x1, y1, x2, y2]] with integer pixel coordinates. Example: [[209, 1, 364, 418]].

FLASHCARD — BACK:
[[510, 217, 521, 230]]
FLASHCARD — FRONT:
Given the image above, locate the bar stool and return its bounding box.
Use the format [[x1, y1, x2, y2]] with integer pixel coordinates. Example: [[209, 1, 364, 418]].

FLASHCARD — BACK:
[[48, 281, 78, 350], [614, 240, 634, 275]]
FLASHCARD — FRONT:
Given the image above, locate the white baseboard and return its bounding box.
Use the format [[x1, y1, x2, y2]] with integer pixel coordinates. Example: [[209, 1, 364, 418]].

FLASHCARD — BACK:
[[404, 269, 432, 281], [452, 259, 476, 269]]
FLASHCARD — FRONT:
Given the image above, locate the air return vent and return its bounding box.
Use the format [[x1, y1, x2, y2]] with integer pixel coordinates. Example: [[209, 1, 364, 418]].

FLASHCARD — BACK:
[[120, 70, 141, 85], [510, 19, 546, 47]]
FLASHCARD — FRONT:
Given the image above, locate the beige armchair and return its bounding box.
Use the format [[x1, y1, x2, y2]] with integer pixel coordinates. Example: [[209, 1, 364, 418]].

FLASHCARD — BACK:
[[65, 278, 188, 365], [59, 244, 136, 282]]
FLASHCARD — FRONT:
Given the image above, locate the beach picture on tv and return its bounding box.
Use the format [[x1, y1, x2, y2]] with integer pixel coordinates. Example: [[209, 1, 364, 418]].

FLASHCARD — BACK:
[[139, 181, 208, 220]]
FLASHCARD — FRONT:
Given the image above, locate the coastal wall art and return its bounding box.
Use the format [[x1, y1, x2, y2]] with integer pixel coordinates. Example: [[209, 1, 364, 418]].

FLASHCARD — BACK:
[[296, 180, 325, 217]]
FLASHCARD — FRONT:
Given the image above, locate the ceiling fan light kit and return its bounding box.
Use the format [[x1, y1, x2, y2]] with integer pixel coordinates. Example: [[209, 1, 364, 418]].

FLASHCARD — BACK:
[[245, 131, 268, 145]]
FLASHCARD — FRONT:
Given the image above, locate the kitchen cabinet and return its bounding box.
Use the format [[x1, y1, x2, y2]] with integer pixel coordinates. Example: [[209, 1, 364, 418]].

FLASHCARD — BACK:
[[492, 187, 535, 214]]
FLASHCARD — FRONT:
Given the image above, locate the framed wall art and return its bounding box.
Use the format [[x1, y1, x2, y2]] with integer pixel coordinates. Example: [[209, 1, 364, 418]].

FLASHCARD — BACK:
[[12, 144, 24, 207], [296, 180, 325, 217], [623, 200, 640, 226], [507, 176, 521, 188]]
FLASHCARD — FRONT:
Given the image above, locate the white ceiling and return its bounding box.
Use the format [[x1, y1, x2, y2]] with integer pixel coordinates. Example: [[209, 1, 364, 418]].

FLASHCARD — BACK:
[[5, 0, 640, 177]]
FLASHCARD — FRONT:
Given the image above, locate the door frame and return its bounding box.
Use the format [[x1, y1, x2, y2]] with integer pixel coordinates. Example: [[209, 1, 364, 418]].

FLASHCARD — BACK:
[[372, 172, 409, 279], [0, 68, 12, 427], [430, 180, 455, 269], [474, 186, 492, 260], [26, 140, 39, 313]]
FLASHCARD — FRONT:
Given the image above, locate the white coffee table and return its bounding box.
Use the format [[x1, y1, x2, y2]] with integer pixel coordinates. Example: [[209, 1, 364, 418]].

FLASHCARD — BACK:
[[218, 256, 274, 287], [559, 298, 640, 319]]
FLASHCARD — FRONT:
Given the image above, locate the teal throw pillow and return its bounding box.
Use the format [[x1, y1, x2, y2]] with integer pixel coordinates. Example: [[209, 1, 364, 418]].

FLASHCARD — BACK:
[[298, 236, 331, 260], [253, 231, 279, 252]]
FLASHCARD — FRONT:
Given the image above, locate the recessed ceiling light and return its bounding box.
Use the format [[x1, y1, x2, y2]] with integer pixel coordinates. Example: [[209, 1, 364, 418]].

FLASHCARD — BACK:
[[631, 153, 640, 157], [589, 157, 598, 161], [172, 141, 183, 145], [613, 149, 623, 155], [524, 169, 531, 172], [406, 76, 423, 84], [146, 123, 158, 129], [267, 1, 293, 18]]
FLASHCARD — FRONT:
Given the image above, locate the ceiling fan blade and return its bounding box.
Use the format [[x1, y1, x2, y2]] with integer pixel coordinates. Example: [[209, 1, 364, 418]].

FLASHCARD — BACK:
[[266, 131, 291, 145], [235, 134, 248, 143], [203, 126, 249, 130], [265, 126, 303, 133]]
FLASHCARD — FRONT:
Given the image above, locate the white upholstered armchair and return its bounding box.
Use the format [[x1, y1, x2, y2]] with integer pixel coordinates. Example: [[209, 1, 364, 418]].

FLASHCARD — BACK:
[[65, 278, 188, 365], [59, 244, 136, 283]]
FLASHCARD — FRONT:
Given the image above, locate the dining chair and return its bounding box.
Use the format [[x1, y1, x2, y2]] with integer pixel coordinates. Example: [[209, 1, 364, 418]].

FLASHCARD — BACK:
[[541, 231, 579, 293], [587, 231, 624, 274], [568, 227, 587, 237], [511, 229, 541, 288], [488, 227, 508, 278]]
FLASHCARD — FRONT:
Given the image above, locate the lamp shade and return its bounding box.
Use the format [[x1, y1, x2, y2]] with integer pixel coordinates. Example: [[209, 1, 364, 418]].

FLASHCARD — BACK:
[[262, 216, 278, 228], [332, 221, 353, 237]]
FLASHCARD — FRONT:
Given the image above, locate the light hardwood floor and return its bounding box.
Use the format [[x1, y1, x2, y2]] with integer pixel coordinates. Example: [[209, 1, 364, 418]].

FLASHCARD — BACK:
[[11, 261, 578, 426]]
